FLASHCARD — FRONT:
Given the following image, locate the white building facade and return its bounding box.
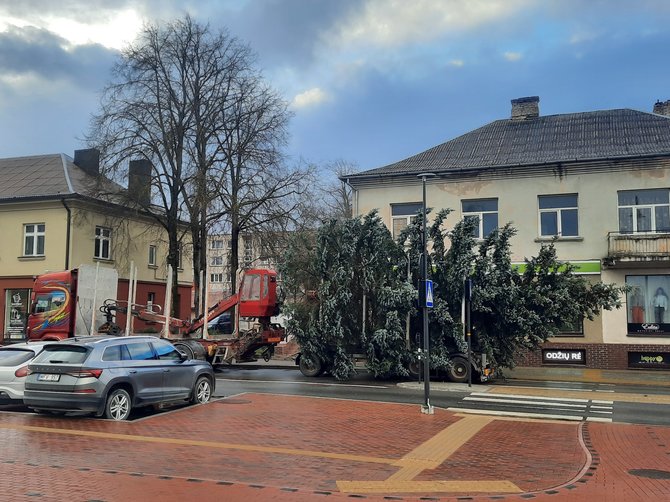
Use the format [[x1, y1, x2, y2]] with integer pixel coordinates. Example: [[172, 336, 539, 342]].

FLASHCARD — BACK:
[[346, 97, 670, 372]]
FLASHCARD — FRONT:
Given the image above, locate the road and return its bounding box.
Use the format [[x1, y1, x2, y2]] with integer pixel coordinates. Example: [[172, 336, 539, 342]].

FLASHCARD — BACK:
[[215, 366, 670, 426]]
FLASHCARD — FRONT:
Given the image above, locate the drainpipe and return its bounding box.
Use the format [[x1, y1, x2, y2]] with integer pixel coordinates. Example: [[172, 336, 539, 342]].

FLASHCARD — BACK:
[[61, 199, 71, 270]]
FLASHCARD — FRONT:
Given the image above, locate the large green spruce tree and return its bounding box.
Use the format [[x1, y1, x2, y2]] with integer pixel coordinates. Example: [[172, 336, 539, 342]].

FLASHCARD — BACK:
[[281, 210, 624, 380]]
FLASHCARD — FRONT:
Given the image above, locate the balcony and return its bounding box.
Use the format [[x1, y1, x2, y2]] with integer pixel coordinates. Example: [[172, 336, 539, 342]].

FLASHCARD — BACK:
[[606, 231, 670, 267]]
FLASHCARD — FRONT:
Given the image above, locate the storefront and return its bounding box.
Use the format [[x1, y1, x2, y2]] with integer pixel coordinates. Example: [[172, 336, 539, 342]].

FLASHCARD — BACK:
[[626, 274, 670, 337]]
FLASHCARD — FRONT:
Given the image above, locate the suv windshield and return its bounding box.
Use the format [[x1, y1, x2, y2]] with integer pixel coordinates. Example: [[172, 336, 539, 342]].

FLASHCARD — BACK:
[[32, 346, 89, 364]]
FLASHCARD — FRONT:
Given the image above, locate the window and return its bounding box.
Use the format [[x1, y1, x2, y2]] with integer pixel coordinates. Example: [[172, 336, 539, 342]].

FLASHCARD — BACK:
[[243, 236, 253, 266], [94, 226, 112, 260], [177, 245, 183, 269], [391, 203, 422, 239], [147, 292, 156, 309], [126, 342, 155, 361], [153, 340, 182, 360], [539, 194, 579, 237], [211, 239, 224, 249], [148, 245, 157, 266], [555, 317, 584, 337], [33, 292, 67, 314], [210, 273, 224, 283], [626, 275, 670, 335], [24, 224, 45, 256], [102, 344, 131, 361], [618, 189, 670, 233], [211, 255, 223, 266], [462, 199, 498, 239]]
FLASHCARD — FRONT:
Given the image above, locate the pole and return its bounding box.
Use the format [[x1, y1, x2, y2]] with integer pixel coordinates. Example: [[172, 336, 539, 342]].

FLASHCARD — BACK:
[[466, 277, 472, 388], [419, 172, 435, 415], [125, 261, 134, 336]]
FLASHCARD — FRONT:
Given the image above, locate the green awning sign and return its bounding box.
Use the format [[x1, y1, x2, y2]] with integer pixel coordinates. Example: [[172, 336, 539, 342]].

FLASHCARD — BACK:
[[511, 260, 601, 275]]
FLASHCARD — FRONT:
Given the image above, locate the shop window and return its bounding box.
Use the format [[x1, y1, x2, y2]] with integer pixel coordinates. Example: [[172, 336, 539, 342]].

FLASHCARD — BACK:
[[626, 275, 670, 336], [554, 316, 584, 337]]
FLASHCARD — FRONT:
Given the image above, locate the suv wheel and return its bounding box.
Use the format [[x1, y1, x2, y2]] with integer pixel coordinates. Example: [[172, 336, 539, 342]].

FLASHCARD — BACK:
[[105, 388, 132, 421], [191, 376, 212, 404]]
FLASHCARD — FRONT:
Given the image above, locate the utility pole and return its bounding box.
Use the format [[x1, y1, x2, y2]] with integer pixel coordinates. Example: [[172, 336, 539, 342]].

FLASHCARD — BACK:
[[418, 172, 435, 415]]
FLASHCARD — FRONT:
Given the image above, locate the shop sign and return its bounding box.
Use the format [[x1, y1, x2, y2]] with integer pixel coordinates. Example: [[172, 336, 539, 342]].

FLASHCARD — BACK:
[[5, 289, 30, 340], [628, 352, 670, 370], [542, 348, 586, 365], [627, 323, 670, 337]]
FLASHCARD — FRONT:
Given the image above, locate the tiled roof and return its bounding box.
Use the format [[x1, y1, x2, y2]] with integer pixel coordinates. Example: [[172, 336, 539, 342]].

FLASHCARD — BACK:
[[0, 153, 112, 201], [350, 108, 670, 179]]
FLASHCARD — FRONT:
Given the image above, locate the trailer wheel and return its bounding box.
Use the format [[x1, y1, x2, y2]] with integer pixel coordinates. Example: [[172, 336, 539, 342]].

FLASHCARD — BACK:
[[173, 340, 207, 361], [299, 354, 323, 377], [447, 357, 470, 383], [407, 359, 422, 379]]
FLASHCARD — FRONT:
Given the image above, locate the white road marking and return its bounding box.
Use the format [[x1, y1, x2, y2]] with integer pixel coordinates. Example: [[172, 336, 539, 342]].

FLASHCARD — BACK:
[[591, 410, 613, 414], [590, 405, 614, 410], [464, 396, 587, 408], [447, 407, 583, 421], [591, 400, 614, 404], [586, 417, 612, 423], [474, 392, 588, 403]]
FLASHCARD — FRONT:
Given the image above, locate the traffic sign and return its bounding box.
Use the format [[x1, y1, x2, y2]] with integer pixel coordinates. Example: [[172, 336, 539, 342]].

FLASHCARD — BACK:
[[425, 280, 433, 308]]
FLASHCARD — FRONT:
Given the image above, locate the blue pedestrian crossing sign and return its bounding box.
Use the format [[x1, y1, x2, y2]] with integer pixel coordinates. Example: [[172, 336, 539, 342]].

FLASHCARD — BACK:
[[425, 280, 434, 308]]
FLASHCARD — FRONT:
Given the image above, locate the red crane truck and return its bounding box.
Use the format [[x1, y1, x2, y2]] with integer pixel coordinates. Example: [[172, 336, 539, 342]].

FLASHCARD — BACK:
[[26, 265, 285, 365]]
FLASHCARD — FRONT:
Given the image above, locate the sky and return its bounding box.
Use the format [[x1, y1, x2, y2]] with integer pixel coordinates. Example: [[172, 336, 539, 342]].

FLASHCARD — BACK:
[[1, 0, 670, 174]]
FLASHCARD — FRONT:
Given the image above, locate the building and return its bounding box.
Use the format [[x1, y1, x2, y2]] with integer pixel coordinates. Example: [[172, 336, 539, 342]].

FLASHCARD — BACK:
[[0, 149, 193, 340], [345, 97, 670, 372], [206, 233, 275, 303]]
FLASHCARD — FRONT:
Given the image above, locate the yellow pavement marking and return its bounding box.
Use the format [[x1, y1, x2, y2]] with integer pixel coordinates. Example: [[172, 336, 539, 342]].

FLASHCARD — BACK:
[[337, 480, 523, 494], [490, 386, 670, 405], [391, 415, 493, 475], [0, 423, 395, 465], [338, 415, 523, 494]]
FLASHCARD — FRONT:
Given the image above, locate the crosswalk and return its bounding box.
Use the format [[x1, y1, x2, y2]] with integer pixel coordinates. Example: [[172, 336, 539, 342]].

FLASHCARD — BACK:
[[448, 392, 613, 422]]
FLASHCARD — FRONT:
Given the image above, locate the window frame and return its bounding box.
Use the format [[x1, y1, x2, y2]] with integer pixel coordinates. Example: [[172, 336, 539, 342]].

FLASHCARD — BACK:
[[391, 202, 422, 240], [210, 272, 224, 283], [462, 199, 498, 240], [538, 194, 579, 238], [23, 223, 45, 257], [211, 255, 224, 266], [148, 245, 157, 267], [94, 226, 112, 260], [618, 189, 670, 234]]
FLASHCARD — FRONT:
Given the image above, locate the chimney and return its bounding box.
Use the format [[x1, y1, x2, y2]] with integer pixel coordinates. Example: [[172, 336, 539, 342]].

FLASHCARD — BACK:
[[128, 159, 152, 206], [73, 148, 100, 176], [653, 100, 670, 117], [511, 96, 540, 120]]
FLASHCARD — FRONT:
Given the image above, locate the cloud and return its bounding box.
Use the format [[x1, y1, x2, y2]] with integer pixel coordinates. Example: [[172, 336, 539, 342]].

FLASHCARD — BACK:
[[292, 87, 330, 110], [503, 51, 523, 61], [327, 0, 532, 49], [449, 59, 465, 67]]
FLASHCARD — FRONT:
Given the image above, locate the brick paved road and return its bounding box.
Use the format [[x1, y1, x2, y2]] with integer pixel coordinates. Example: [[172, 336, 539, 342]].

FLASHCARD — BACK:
[[0, 393, 668, 501]]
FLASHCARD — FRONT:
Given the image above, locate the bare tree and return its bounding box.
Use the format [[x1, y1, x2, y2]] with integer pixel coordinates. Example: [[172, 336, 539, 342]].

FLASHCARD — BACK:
[[87, 15, 305, 315], [320, 159, 356, 220]]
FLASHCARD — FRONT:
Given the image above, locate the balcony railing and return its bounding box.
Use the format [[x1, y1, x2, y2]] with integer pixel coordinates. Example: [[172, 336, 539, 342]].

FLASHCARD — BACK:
[[607, 231, 670, 260]]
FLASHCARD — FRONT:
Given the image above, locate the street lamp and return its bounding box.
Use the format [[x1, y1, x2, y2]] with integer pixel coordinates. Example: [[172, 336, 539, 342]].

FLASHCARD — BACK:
[[418, 172, 436, 415]]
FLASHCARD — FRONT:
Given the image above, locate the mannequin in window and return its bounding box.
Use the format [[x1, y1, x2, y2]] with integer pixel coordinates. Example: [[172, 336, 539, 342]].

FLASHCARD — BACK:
[[630, 287, 645, 323], [653, 287, 668, 324]]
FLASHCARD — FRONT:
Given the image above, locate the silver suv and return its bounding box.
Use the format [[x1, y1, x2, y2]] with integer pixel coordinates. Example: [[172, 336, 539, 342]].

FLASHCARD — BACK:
[[24, 336, 215, 420]]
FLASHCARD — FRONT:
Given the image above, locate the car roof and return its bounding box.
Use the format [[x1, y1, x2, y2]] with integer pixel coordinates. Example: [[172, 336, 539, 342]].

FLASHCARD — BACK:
[[0, 341, 52, 349]]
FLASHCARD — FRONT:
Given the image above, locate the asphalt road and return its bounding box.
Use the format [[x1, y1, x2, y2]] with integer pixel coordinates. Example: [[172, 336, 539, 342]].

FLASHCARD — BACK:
[[215, 366, 670, 426]]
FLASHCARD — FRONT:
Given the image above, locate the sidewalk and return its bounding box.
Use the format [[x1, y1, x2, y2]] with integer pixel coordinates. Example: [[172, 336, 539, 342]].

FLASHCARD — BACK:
[[1, 393, 668, 501]]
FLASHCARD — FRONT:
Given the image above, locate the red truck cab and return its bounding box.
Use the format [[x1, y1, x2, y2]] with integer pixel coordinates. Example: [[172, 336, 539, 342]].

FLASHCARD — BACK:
[[26, 270, 75, 341]]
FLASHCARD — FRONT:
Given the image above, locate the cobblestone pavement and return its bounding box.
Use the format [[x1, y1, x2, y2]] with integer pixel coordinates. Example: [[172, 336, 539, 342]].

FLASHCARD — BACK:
[[0, 393, 668, 501]]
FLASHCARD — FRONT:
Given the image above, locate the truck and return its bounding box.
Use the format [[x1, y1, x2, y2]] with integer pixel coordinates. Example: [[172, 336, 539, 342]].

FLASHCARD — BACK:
[[26, 265, 286, 366]]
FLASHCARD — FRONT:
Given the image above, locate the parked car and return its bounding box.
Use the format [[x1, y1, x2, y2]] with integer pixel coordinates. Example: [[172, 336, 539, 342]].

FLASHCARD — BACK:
[[207, 312, 233, 334], [0, 341, 51, 404], [24, 336, 215, 421]]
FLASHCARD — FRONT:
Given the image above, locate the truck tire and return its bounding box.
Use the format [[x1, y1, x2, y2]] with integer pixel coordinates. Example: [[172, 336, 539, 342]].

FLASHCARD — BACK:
[[173, 340, 207, 361], [447, 356, 470, 383], [299, 354, 324, 377]]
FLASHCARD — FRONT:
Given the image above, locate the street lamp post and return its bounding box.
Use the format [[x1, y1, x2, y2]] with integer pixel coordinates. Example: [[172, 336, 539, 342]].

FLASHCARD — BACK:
[[418, 172, 435, 415]]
